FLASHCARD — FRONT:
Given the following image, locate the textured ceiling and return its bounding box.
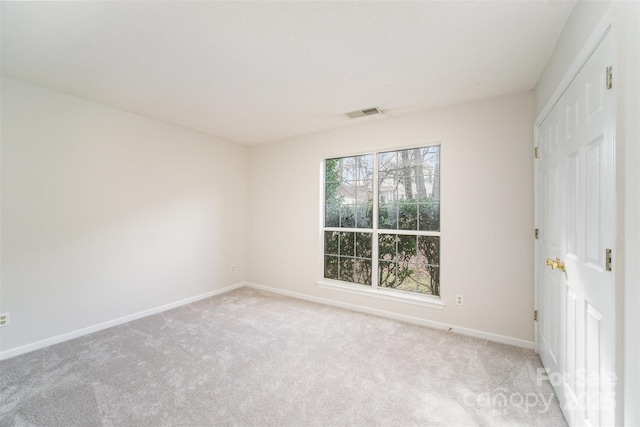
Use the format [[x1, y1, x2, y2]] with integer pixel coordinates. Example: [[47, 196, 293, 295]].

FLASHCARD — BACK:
[[1, 1, 575, 145]]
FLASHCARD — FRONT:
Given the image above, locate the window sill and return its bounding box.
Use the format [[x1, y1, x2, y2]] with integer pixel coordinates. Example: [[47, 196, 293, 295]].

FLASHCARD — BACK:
[[315, 279, 445, 310]]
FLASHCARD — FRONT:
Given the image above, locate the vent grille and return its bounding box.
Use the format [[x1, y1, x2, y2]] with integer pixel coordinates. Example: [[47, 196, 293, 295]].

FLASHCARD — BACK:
[[346, 107, 382, 119]]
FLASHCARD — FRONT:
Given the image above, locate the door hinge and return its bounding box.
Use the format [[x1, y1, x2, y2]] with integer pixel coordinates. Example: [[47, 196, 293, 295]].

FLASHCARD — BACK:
[[535, 228, 539, 239], [534, 146, 540, 159], [606, 66, 613, 89], [606, 249, 612, 271], [534, 310, 538, 321]]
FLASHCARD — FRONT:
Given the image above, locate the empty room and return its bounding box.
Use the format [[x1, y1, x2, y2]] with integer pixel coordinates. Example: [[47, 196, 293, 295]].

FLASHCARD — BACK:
[[1, 1, 638, 426]]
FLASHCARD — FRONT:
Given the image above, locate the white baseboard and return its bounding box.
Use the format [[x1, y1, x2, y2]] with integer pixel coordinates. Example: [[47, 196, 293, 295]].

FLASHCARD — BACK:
[[1, 280, 533, 360], [244, 282, 534, 349], [0, 282, 245, 361]]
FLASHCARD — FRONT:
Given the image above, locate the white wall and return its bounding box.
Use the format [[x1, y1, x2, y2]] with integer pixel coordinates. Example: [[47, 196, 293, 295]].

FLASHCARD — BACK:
[[0, 77, 246, 355], [246, 91, 536, 343]]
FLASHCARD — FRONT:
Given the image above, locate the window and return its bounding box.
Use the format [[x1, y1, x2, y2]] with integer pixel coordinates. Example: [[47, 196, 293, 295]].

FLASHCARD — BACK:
[[322, 146, 441, 298]]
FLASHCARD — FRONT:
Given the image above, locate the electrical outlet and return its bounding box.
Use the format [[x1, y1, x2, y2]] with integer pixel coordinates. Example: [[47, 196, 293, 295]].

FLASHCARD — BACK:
[[0, 313, 9, 328], [456, 295, 463, 306], [231, 265, 235, 273]]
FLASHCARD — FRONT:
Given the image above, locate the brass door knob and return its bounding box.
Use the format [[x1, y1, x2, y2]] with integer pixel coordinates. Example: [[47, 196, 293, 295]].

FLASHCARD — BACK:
[[546, 258, 566, 272]]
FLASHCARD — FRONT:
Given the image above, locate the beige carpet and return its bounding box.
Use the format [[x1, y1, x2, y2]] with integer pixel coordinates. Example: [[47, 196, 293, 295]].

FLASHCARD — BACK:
[[0, 287, 567, 426]]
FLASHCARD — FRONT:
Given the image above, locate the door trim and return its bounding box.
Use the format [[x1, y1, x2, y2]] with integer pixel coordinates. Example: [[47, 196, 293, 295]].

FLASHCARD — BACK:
[[533, 5, 614, 355]]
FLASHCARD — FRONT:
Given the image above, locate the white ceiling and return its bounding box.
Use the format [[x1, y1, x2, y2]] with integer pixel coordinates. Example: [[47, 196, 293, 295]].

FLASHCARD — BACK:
[[1, 1, 575, 146]]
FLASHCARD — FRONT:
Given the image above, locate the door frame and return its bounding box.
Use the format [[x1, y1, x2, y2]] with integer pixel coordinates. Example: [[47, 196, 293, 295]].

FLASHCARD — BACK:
[[533, 5, 618, 425], [618, 3, 640, 425], [534, 5, 614, 355]]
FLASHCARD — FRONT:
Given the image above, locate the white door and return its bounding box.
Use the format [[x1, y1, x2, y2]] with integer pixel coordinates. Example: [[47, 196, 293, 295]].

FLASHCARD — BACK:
[[536, 30, 615, 427]]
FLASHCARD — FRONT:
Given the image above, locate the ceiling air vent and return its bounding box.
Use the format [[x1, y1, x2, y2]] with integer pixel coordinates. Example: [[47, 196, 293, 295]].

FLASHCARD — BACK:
[[346, 107, 382, 119]]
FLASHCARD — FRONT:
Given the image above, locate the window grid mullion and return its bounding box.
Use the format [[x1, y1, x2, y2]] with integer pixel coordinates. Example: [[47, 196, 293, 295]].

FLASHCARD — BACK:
[[377, 229, 441, 237], [372, 152, 379, 289]]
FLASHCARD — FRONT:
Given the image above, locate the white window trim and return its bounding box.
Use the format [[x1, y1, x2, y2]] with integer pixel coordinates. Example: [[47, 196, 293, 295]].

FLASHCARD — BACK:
[[318, 145, 444, 309], [315, 278, 445, 310]]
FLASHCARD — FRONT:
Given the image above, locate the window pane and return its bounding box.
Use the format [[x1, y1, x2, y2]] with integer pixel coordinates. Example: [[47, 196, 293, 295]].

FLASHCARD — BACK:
[[324, 231, 339, 255], [325, 159, 341, 216], [341, 157, 356, 181], [378, 233, 438, 294], [398, 202, 417, 230], [355, 204, 372, 228], [325, 158, 340, 183], [395, 263, 418, 293], [417, 236, 440, 296], [339, 257, 354, 282], [324, 256, 339, 280], [398, 149, 417, 201], [355, 180, 373, 204], [378, 260, 397, 287], [325, 203, 340, 227], [379, 202, 398, 229], [379, 181, 397, 204], [325, 181, 341, 204], [379, 151, 398, 206], [378, 151, 397, 176], [378, 234, 397, 261], [339, 232, 355, 257], [355, 232, 372, 258], [417, 236, 440, 265], [338, 180, 355, 204], [418, 202, 440, 232], [354, 260, 372, 285], [422, 146, 440, 200], [357, 155, 374, 181], [397, 234, 416, 263], [378, 146, 440, 232], [340, 205, 355, 228], [324, 229, 372, 284], [416, 264, 438, 295], [325, 155, 374, 230]]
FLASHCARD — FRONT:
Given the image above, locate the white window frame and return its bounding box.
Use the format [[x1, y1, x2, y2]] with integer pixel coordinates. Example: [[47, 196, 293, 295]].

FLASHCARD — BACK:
[[316, 145, 445, 310]]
